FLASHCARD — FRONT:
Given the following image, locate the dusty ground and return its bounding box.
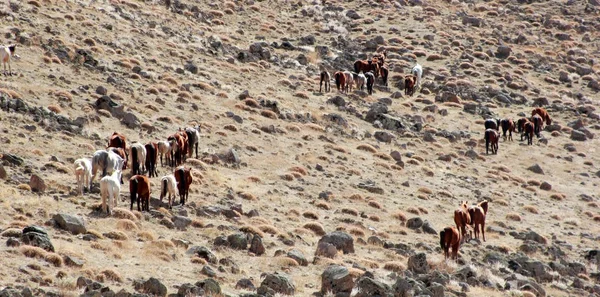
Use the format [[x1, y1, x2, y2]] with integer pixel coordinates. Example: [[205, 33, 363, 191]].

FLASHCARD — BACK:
[[1, 0, 600, 296]]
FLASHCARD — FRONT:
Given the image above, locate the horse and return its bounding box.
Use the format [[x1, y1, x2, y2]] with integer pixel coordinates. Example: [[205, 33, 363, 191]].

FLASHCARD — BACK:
[[157, 140, 172, 167], [168, 132, 186, 166], [365, 71, 375, 95], [516, 117, 529, 134], [73, 158, 92, 196], [107, 147, 127, 170], [343, 71, 354, 93], [531, 114, 543, 137], [334, 71, 346, 92], [499, 119, 516, 141], [91, 150, 124, 188], [440, 226, 461, 260], [379, 65, 389, 87], [468, 201, 488, 242], [130, 175, 151, 212], [404, 75, 416, 96], [100, 170, 122, 215], [454, 201, 471, 243], [1, 44, 17, 76], [144, 142, 158, 178], [484, 119, 500, 131], [411, 63, 423, 91], [353, 59, 379, 77], [107, 132, 128, 169], [485, 129, 499, 154], [531, 107, 551, 126], [355, 73, 366, 90], [130, 142, 147, 176], [372, 50, 387, 68], [319, 71, 331, 93], [522, 121, 534, 145], [174, 166, 192, 206], [176, 130, 189, 162], [160, 174, 179, 209], [185, 126, 200, 159]]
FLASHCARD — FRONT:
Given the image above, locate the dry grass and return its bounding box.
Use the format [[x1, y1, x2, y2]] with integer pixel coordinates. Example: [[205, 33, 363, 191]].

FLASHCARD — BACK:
[[406, 207, 420, 215], [315, 201, 331, 210], [348, 227, 365, 237], [418, 187, 433, 195], [45, 253, 64, 267], [369, 215, 381, 222], [348, 194, 363, 201], [238, 192, 257, 201], [341, 208, 359, 216], [523, 205, 539, 214], [20, 246, 47, 259], [357, 144, 378, 153], [257, 224, 280, 235], [367, 200, 382, 209], [239, 225, 266, 238], [280, 173, 295, 181], [116, 219, 138, 231], [383, 261, 406, 273], [99, 269, 123, 282], [303, 222, 326, 236], [112, 208, 137, 221], [392, 211, 407, 222], [191, 257, 207, 264], [191, 219, 205, 228], [260, 110, 278, 119], [506, 213, 522, 221], [303, 211, 319, 220], [137, 231, 156, 241], [86, 229, 104, 239], [550, 193, 565, 201], [277, 257, 299, 267]]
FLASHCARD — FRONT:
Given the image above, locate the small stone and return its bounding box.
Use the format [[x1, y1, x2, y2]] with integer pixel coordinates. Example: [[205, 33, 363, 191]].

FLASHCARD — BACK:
[[29, 174, 47, 193], [406, 217, 424, 229], [539, 182, 552, 191], [527, 164, 544, 175]]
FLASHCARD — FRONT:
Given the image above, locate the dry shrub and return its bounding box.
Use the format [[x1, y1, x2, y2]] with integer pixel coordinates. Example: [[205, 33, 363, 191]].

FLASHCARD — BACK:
[[305, 123, 325, 132], [137, 231, 155, 241], [17, 184, 31, 191], [406, 207, 420, 215], [303, 211, 319, 220], [277, 257, 299, 267], [191, 219, 205, 228], [341, 208, 358, 216], [150, 239, 175, 250], [288, 209, 300, 216], [375, 162, 391, 170], [418, 207, 429, 214], [86, 229, 104, 239], [116, 219, 138, 231], [506, 213, 522, 221], [289, 166, 308, 176], [191, 257, 207, 264], [261, 110, 278, 119], [1, 228, 22, 238], [357, 144, 377, 153], [100, 269, 123, 282], [495, 199, 509, 206], [280, 173, 295, 181], [247, 176, 262, 183], [368, 200, 382, 209], [523, 205, 539, 214], [112, 209, 137, 221], [223, 124, 238, 132], [243, 98, 260, 108], [258, 224, 279, 235], [348, 227, 365, 237], [21, 246, 47, 259], [383, 261, 406, 273], [369, 215, 380, 222], [588, 202, 599, 208], [593, 216, 600, 222], [315, 201, 331, 210], [91, 242, 112, 252], [418, 187, 433, 195], [48, 105, 62, 113], [239, 225, 266, 238], [290, 172, 303, 179], [373, 152, 393, 161], [238, 192, 257, 201], [348, 194, 363, 201], [550, 193, 565, 201], [392, 211, 407, 222], [45, 253, 64, 267], [303, 222, 326, 236], [550, 214, 561, 221]]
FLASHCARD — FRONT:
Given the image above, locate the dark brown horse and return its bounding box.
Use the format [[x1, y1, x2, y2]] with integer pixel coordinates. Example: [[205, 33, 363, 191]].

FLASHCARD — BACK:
[[484, 119, 500, 131], [405, 75, 416, 96], [531, 107, 551, 126], [468, 201, 488, 242], [353, 60, 379, 78], [440, 226, 461, 260], [516, 117, 529, 134], [365, 71, 375, 95], [144, 142, 158, 178], [319, 71, 331, 93], [334, 71, 346, 93], [485, 129, 499, 154], [522, 121, 534, 145], [499, 119, 516, 141], [107, 132, 127, 169], [454, 201, 471, 243], [174, 166, 193, 206], [379, 65, 389, 87], [372, 50, 387, 68], [531, 114, 543, 137]]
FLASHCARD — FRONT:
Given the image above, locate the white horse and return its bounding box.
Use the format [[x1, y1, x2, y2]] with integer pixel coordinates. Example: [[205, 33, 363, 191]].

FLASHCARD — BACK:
[[343, 71, 354, 93], [157, 140, 172, 167], [1, 44, 17, 76], [355, 73, 367, 90], [129, 142, 147, 175], [73, 158, 92, 196], [91, 150, 124, 188], [411, 63, 423, 91], [100, 170, 122, 215], [159, 174, 179, 209], [184, 126, 201, 159]]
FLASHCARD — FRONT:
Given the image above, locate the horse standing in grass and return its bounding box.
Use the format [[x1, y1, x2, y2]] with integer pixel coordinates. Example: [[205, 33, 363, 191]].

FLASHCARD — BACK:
[[355, 73, 366, 90], [365, 71, 375, 95], [379, 65, 389, 87], [130, 175, 151, 212], [73, 158, 92, 196], [468, 201, 488, 242], [107, 132, 128, 169], [532, 107, 551, 126], [499, 119, 516, 141], [343, 71, 354, 93], [160, 174, 179, 209], [319, 71, 330, 93], [522, 121, 534, 145], [454, 201, 471, 243], [91, 150, 124, 187], [130, 142, 147, 176], [157, 140, 172, 167], [353, 59, 379, 77], [485, 129, 499, 154], [404, 75, 416, 96], [100, 170, 122, 215], [440, 226, 461, 260], [411, 63, 423, 91], [174, 166, 192, 206], [185, 126, 200, 159], [145, 142, 158, 178], [531, 114, 543, 137], [334, 71, 345, 92]]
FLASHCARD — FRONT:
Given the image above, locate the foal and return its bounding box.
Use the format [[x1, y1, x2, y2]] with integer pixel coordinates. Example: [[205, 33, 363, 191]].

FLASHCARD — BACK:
[[319, 71, 331, 93]]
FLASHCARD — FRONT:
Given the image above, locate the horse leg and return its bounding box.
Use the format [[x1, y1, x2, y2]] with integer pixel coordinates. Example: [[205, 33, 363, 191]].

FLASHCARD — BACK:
[[481, 220, 486, 242]]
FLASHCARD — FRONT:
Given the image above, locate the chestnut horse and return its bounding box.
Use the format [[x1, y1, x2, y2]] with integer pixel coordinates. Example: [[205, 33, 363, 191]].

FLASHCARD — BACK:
[[516, 117, 528, 134], [107, 132, 127, 169], [531, 114, 543, 137], [404, 75, 416, 96], [499, 119, 516, 141], [522, 121, 534, 145], [130, 175, 151, 212], [379, 65, 389, 87], [353, 60, 379, 78], [174, 166, 193, 206], [334, 71, 346, 93], [468, 201, 488, 242], [485, 129, 499, 154], [454, 201, 471, 243], [440, 226, 461, 260], [319, 71, 331, 93], [531, 107, 551, 126]]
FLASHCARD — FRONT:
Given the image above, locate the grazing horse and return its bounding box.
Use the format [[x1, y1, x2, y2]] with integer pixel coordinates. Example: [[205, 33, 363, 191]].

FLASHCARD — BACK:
[[454, 201, 471, 243], [91, 150, 124, 187], [334, 71, 346, 92], [107, 132, 128, 169], [404, 75, 416, 96], [440, 226, 461, 260], [319, 71, 331, 93], [169, 132, 187, 166], [100, 170, 122, 215], [130, 142, 147, 176], [343, 71, 354, 93], [531, 107, 551, 126], [522, 121, 534, 145], [355, 73, 366, 90], [157, 140, 172, 167], [73, 158, 92, 196], [468, 201, 488, 242], [499, 119, 516, 141], [484, 119, 500, 131], [379, 65, 389, 87], [185, 126, 200, 159], [485, 129, 499, 154], [160, 174, 179, 209], [372, 50, 387, 68], [174, 166, 193, 206], [145, 142, 158, 178], [365, 71, 375, 95], [353, 59, 379, 77], [531, 114, 543, 137], [130, 175, 151, 212], [411, 63, 423, 91], [516, 117, 529, 134], [1, 44, 17, 76]]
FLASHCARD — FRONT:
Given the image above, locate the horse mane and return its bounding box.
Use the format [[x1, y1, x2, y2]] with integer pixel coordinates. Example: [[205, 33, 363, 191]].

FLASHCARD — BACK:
[[478, 200, 488, 215]]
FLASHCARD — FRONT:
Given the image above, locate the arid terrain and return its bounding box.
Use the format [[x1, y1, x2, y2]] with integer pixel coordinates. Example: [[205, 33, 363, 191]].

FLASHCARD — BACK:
[[1, 0, 600, 296]]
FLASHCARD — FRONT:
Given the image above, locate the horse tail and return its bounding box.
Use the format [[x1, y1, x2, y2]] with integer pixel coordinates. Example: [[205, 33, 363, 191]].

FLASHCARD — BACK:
[[439, 230, 446, 250], [132, 146, 138, 175], [353, 61, 359, 74], [131, 177, 138, 208], [479, 200, 489, 215]]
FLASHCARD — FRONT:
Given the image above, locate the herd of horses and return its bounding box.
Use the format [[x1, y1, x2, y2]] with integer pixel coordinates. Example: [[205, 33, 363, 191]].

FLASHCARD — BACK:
[[440, 200, 489, 260], [73, 128, 199, 215], [483, 107, 553, 155]]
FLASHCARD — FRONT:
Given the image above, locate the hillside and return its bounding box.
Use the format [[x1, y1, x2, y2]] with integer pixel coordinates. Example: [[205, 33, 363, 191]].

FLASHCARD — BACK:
[[1, 0, 600, 296]]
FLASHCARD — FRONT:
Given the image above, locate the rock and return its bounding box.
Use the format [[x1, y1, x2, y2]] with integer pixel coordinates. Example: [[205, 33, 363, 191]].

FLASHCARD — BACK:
[[236, 278, 256, 291], [63, 255, 85, 268], [196, 278, 221, 295], [527, 164, 544, 175], [346, 9, 361, 19], [257, 272, 295, 296], [465, 149, 479, 159], [96, 86, 108, 95], [326, 96, 346, 107], [406, 217, 424, 229], [392, 278, 413, 297], [421, 221, 437, 234], [571, 130, 587, 141], [496, 45, 512, 59], [423, 132, 436, 142], [184, 61, 198, 74], [177, 283, 203, 296], [0, 165, 7, 179], [29, 174, 46, 193], [249, 234, 265, 256], [186, 246, 217, 264], [6, 238, 19, 247], [367, 236, 384, 246], [137, 277, 167, 297], [21, 225, 54, 252], [53, 213, 86, 235], [172, 215, 192, 230], [539, 182, 552, 191], [287, 249, 308, 266], [374, 131, 395, 143], [201, 265, 216, 277], [378, 114, 405, 130], [1, 153, 24, 166], [320, 265, 353, 295], [390, 151, 402, 163], [408, 253, 429, 274], [318, 231, 354, 254], [365, 103, 388, 123], [525, 231, 547, 245], [315, 241, 338, 259], [121, 112, 140, 128], [462, 15, 485, 27], [354, 276, 391, 297], [429, 282, 445, 297], [227, 233, 248, 250], [521, 260, 554, 282]]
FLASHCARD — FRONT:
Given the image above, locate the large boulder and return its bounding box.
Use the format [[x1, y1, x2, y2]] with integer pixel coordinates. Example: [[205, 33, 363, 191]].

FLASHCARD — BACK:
[[135, 277, 167, 297], [249, 234, 265, 256], [287, 249, 308, 266], [227, 233, 248, 250], [53, 213, 87, 235], [186, 246, 218, 264], [315, 241, 338, 259], [257, 272, 295, 296], [318, 231, 354, 254], [21, 225, 54, 252], [29, 174, 46, 193], [408, 253, 429, 274], [354, 276, 391, 297], [321, 265, 354, 295]]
